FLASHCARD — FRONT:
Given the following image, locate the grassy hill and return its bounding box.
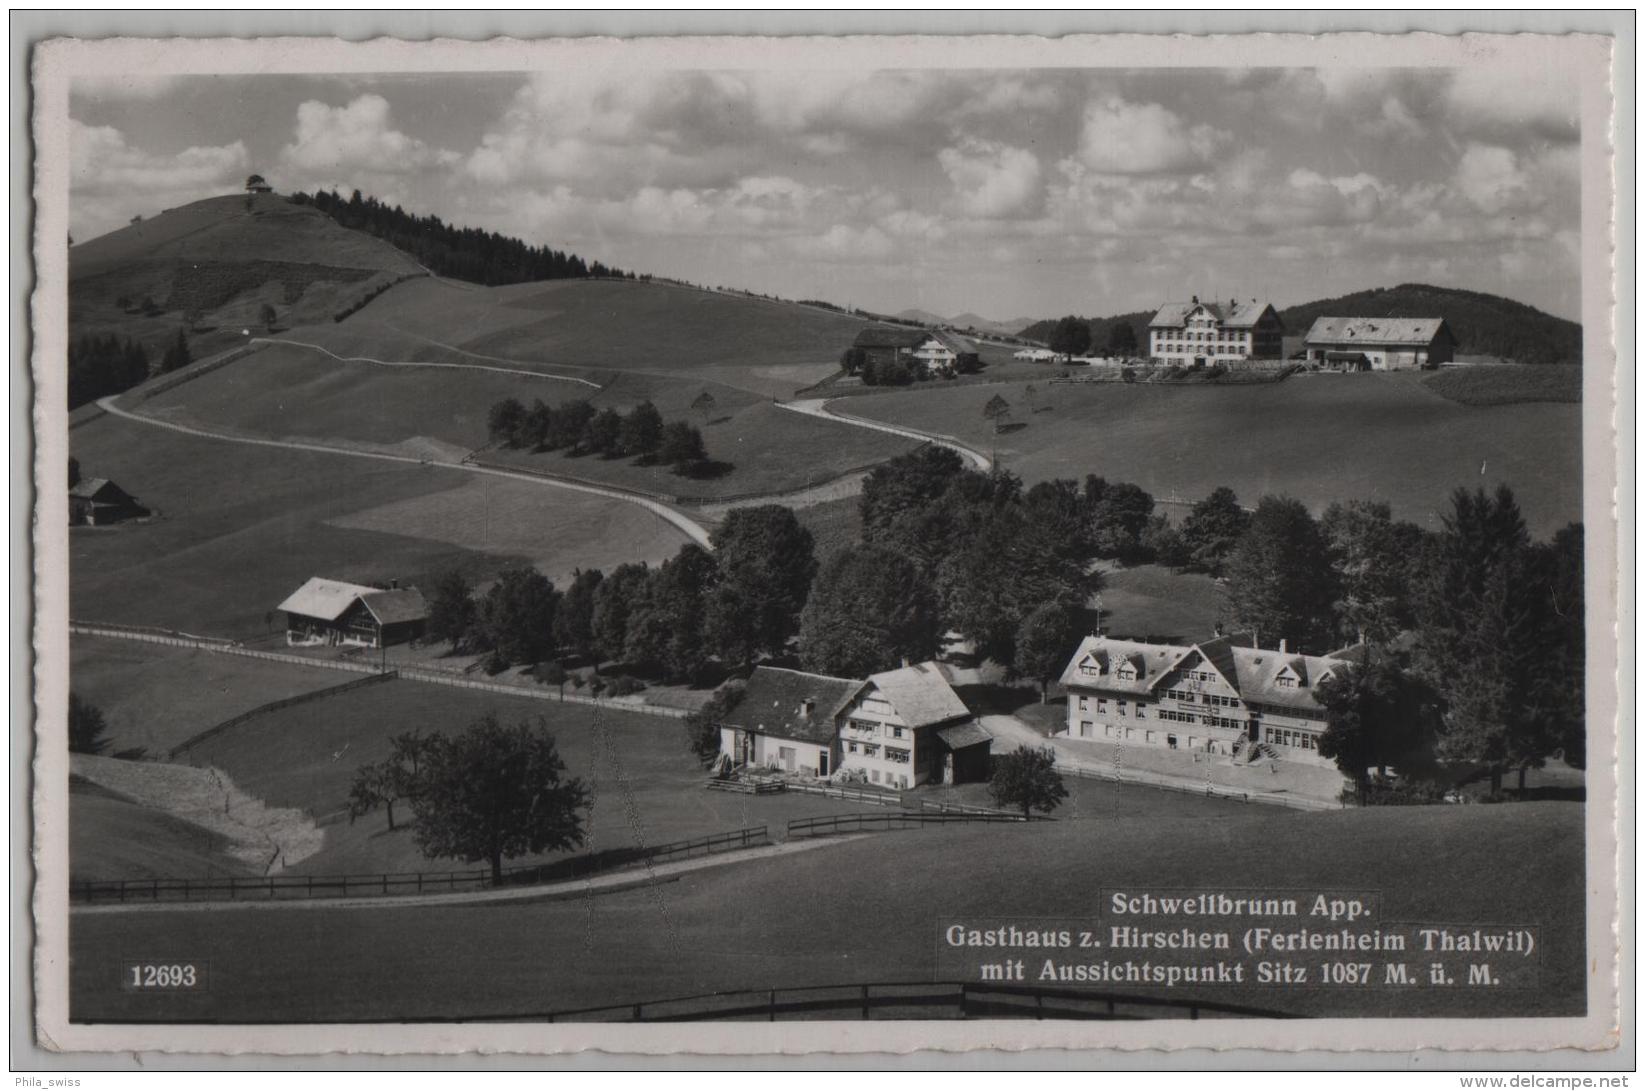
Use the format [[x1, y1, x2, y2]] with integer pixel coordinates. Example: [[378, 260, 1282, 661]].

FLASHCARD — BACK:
[[69, 192, 426, 362], [1277, 284, 1581, 366], [70, 776, 255, 882], [70, 801, 1583, 1021], [849, 372, 1581, 539], [1021, 285, 1581, 366]]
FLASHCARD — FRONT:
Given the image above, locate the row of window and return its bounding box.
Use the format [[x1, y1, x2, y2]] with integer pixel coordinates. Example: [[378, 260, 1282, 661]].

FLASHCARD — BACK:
[[1264, 727, 1319, 750], [846, 718, 905, 739], [863, 768, 911, 788]]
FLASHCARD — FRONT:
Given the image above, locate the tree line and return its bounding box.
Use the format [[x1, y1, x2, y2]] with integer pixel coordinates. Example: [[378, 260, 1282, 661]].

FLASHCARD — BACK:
[[486, 396, 714, 475], [293, 189, 626, 287], [68, 329, 193, 410]]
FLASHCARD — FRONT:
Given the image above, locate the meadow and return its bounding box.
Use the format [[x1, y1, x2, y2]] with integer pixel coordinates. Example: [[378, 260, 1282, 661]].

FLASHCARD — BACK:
[[69, 635, 347, 756], [71, 801, 1584, 1021], [68, 415, 675, 637], [1423, 364, 1584, 406], [70, 777, 254, 882], [847, 371, 1583, 538]]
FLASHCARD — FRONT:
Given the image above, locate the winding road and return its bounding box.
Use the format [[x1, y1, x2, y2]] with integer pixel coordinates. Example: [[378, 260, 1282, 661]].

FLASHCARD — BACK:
[[95, 395, 712, 547], [780, 398, 993, 471]]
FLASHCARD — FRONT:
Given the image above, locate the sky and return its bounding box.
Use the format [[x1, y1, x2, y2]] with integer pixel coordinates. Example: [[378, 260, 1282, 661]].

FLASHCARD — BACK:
[[68, 65, 1583, 323]]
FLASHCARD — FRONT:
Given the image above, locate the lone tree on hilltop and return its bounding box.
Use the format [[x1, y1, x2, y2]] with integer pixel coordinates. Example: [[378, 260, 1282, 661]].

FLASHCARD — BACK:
[[982, 393, 1011, 434], [411, 713, 588, 884], [245, 174, 268, 192], [989, 746, 1068, 819], [68, 692, 109, 756]]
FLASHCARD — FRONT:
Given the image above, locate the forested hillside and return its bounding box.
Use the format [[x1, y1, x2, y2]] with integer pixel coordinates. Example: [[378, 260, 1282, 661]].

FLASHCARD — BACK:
[[292, 189, 628, 287], [1023, 284, 1582, 365]]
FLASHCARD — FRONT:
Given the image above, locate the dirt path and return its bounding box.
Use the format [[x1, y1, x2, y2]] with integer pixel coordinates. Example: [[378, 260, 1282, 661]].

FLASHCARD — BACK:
[[95, 395, 711, 547], [250, 335, 601, 389], [780, 398, 993, 471], [71, 836, 866, 915]]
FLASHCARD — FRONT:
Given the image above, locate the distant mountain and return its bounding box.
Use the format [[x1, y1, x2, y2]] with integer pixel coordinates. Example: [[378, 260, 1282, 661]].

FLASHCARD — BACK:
[[1018, 284, 1581, 365]]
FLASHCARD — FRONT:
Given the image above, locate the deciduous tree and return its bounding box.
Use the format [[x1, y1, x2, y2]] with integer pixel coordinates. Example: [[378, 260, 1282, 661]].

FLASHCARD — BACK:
[[1224, 496, 1339, 654], [478, 566, 559, 667], [619, 401, 664, 460], [705, 506, 817, 665], [551, 568, 604, 661], [411, 713, 588, 884], [1014, 602, 1085, 702], [424, 568, 478, 652], [798, 545, 941, 678], [988, 746, 1068, 818], [685, 682, 745, 767], [1045, 316, 1091, 357], [1178, 486, 1250, 575], [1316, 655, 1441, 802]]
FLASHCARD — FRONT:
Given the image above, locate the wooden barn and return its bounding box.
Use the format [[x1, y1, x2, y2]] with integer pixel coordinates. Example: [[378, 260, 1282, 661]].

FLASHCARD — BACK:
[[68, 478, 147, 526], [278, 577, 428, 649]]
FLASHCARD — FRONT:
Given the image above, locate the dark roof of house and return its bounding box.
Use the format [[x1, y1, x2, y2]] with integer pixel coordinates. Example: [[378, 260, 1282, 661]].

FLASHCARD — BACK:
[[853, 326, 930, 350], [724, 667, 863, 745], [936, 722, 993, 750], [1303, 316, 1452, 346], [68, 478, 128, 502], [359, 588, 428, 626]]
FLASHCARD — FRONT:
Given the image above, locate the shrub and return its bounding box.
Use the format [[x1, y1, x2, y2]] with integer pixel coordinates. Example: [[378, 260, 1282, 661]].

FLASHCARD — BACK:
[[605, 674, 646, 697]]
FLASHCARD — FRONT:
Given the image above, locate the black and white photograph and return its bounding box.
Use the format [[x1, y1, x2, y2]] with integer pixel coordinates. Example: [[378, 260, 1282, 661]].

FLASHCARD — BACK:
[[23, 24, 1626, 1062]]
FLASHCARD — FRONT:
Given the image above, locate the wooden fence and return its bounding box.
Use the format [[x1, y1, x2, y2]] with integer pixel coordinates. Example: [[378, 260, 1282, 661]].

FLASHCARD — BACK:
[[526, 980, 1298, 1023], [69, 623, 691, 721], [784, 811, 1043, 840], [1053, 760, 1341, 812], [71, 824, 770, 905]]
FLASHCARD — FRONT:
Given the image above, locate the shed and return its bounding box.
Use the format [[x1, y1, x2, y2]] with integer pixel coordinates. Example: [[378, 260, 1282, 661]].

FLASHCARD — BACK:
[[68, 478, 147, 526]]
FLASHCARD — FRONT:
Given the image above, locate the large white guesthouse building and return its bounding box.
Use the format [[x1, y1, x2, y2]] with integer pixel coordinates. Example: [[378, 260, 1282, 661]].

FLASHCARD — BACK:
[[1148, 297, 1285, 366], [1057, 633, 1366, 768]]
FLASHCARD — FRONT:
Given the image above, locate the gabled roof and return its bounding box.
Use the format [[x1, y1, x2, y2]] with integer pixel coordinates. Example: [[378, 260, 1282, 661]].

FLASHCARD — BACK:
[[359, 587, 428, 626], [1057, 636, 1194, 695], [1148, 300, 1276, 330], [864, 662, 971, 728], [927, 330, 979, 355], [854, 326, 929, 349], [1303, 316, 1452, 347], [68, 477, 128, 501], [936, 722, 993, 750], [279, 577, 381, 621], [724, 667, 863, 745]]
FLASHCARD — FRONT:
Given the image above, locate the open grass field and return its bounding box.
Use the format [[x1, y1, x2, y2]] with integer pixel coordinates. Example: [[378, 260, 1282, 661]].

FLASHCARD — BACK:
[[69, 635, 348, 756], [1097, 563, 1227, 644], [1423, 364, 1583, 406], [847, 371, 1582, 538], [182, 680, 855, 877], [70, 777, 255, 883], [70, 801, 1584, 1021], [68, 415, 667, 637]]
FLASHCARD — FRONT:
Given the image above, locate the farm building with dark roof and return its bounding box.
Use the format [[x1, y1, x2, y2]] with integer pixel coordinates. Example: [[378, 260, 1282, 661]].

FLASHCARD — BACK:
[[68, 478, 147, 526], [278, 576, 428, 649]]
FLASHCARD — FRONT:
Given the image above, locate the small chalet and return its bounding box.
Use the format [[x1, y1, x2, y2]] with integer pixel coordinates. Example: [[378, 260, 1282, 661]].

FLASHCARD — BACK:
[[278, 576, 428, 649], [911, 331, 980, 376], [719, 662, 992, 787], [68, 478, 147, 526], [851, 326, 928, 371], [1302, 316, 1456, 370]]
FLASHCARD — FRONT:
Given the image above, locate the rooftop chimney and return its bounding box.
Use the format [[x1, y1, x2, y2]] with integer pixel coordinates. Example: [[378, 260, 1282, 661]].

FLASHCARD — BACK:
[[800, 698, 815, 716], [1279, 638, 1288, 654]]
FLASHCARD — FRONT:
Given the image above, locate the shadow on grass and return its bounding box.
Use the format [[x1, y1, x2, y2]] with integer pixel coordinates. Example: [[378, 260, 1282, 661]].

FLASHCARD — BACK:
[[950, 681, 1041, 716], [995, 421, 1028, 435], [676, 459, 735, 480]]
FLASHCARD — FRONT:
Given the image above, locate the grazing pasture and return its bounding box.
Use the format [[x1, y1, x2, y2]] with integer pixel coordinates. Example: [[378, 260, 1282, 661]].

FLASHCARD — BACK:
[[69, 635, 346, 756], [1423, 364, 1583, 406], [67, 415, 664, 637], [847, 372, 1582, 538], [70, 777, 255, 882], [184, 680, 849, 877], [71, 802, 1584, 1021]]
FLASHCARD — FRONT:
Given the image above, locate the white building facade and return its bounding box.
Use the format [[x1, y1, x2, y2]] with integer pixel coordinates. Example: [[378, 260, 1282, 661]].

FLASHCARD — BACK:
[[1148, 298, 1285, 366]]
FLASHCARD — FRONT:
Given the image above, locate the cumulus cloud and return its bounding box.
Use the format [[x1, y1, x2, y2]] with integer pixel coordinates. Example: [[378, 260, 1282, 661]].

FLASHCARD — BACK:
[[1454, 143, 1535, 215], [937, 138, 1043, 218], [1075, 95, 1228, 175], [279, 94, 459, 184], [1445, 67, 1579, 143], [70, 119, 248, 239]]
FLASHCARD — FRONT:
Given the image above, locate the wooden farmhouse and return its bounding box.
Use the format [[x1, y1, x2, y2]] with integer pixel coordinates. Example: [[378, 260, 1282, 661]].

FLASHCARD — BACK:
[[68, 478, 147, 526], [1058, 633, 1367, 768], [1302, 316, 1456, 370], [278, 576, 428, 649], [720, 662, 992, 787], [851, 326, 928, 371]]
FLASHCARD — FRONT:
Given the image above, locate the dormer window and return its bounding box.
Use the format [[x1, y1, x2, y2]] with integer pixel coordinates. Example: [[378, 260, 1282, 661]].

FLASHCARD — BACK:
[[1276, 676, 1296, 689]]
